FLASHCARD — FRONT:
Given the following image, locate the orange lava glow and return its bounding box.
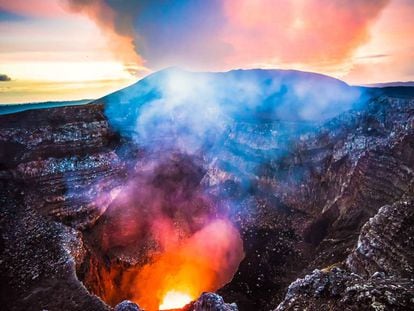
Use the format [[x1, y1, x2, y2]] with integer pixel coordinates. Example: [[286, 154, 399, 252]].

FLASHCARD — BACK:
[[131, 219, 244, 311], [84, 162, 245, 311], [159, 291, 193, 310]]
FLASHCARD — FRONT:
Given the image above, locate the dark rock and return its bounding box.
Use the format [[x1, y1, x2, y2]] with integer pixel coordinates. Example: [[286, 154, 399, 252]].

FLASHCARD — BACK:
[[346, 198, 414, 278], [276, 197, 414, 310], [0, 191, 110, 311], [185, 293, 238, 311], [0, 103, 126, 230], [0, 103, 122, 310], [114, 300, 142, 311], [218, 95, 414, 309], [275, 268, 414, 311]]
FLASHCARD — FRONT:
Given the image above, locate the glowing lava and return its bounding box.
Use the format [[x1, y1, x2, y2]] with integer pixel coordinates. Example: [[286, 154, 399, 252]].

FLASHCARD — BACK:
[[159, 291, 193, 310], [130, 219, 244, 310]]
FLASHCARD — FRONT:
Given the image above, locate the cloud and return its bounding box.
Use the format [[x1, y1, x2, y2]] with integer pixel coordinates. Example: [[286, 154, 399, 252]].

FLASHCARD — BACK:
[[64, 0, 227, 72], [64, 0, 390, 73], [0, 0, 66, 17], [343, 0, 414, 84], [356, 54, 389, 60], [0, 74, 11, 81], [64, 0, 145, 75], [221, 0, 390, 67]]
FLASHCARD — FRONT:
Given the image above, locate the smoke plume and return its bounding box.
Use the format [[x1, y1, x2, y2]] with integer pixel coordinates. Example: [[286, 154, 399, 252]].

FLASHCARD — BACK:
[[65, 0, 144, 75]]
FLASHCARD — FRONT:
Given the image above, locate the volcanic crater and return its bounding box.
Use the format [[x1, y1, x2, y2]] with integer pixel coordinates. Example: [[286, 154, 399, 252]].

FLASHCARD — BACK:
[[1, 69, 414, 311]]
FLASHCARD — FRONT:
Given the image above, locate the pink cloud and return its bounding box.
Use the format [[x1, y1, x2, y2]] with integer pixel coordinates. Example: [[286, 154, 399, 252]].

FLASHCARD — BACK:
[[344, 0, 414, 84], [221, 0, 390, 67], [0, 0, 67, 17], [60, 0, 392, 75]]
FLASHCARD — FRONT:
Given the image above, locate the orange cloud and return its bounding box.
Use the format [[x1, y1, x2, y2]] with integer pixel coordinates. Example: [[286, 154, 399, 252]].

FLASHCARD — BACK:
[[0, 0, 66, 17], [221, 0, 390, 67], [343, 0, 414, 84], [61, 0, 390, 74]]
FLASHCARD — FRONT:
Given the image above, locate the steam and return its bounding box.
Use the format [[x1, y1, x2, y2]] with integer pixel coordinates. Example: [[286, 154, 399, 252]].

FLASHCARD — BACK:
[[102, 67, 366, 212], [104, 68, 364, 155], [65, 0, 145, 75]]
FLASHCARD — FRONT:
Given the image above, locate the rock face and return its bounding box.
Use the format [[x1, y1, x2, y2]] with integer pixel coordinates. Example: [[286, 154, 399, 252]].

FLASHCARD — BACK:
[[184, 293, 238, 311], [114, 300, 143, 311], [275, 268, 414, 311], [0, 104, 124, 310], [0, 193, 110, 311], [217, 95, 414, 309], [1, 69, 414, 311], [346, 199, 414, 279], [0, 104, 126, 229], [275, 198, 414, 310]]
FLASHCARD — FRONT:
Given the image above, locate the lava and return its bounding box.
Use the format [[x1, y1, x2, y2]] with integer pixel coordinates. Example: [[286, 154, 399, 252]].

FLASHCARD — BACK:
[[131, 219, 244, 311], [159, 291, 193, 310], [84, 217, 244, 310]]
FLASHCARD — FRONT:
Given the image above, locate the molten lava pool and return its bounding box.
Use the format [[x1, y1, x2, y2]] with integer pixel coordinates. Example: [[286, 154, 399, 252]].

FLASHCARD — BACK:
[[159, 291, 193, 310], [130, 219, 244, 310], [81, 217, 244, 311]]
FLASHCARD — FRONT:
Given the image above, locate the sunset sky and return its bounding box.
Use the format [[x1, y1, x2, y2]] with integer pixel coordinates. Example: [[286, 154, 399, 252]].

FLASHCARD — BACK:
[[0, 0, 413, 104]]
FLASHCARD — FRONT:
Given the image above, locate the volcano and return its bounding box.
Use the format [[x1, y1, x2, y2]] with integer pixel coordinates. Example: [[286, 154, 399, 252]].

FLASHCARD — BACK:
[[1, 69, 414, 311]]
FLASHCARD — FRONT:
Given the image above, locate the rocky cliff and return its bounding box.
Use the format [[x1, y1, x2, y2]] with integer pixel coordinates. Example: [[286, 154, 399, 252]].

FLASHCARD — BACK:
[[0, 69, 413, 311]]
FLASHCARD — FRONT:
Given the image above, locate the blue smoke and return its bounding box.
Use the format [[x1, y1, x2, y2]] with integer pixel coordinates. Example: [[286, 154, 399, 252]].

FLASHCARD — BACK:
[[102, 68, 367, 194], [104, 68, 364, 144]]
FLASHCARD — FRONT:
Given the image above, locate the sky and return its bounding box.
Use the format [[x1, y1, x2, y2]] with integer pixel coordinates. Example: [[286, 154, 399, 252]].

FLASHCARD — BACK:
[[0, 0, 413, 104]]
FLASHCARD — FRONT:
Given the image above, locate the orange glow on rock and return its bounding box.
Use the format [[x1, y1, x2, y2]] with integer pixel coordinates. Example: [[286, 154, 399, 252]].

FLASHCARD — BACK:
[[80, 158, 245, 311]]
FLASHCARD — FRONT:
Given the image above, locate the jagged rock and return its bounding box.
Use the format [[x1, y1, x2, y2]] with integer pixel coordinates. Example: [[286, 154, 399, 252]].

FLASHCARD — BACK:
[[0, 104, 127, 229], [114, 300, 142, 311], [185, 293, 238, 311], [0, 190, 110, 311], [0, 104, 124, 310], [346, 198, 414, 278], [276, 197, 414, 310], [275, 268, 414, 310], [219, 96, 414, 309]]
